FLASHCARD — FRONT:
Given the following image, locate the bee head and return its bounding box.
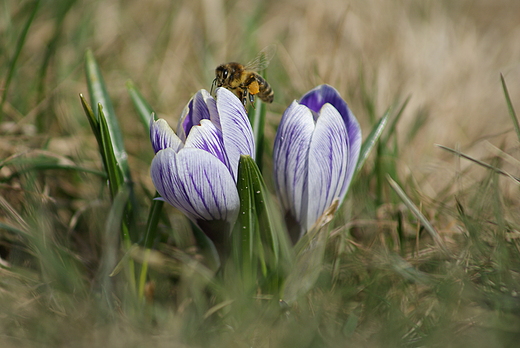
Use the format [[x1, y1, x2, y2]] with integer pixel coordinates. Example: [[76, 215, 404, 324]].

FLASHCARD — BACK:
[[215, 65, 229, 84]]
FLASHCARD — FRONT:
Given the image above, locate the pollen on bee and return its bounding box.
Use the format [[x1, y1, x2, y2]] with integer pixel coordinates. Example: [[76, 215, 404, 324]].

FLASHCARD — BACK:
[[248, 80, 260, 95]]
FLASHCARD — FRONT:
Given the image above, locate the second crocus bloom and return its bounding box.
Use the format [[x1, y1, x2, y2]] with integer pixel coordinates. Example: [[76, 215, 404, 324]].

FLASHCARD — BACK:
[[273, 85, 362, 242]]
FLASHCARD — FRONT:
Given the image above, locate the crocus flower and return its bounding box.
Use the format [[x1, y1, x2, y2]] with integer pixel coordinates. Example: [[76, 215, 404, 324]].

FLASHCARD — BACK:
[[273, 85, 362, 242], [150, 88, 255, 247]]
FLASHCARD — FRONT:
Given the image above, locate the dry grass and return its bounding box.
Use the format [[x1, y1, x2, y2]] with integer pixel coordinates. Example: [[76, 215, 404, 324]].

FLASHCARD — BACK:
[[2, 0, 520, 346]]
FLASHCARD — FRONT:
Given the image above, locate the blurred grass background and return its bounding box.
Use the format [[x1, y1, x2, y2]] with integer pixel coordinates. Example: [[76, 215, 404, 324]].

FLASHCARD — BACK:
[[2, 0, 520, 347]]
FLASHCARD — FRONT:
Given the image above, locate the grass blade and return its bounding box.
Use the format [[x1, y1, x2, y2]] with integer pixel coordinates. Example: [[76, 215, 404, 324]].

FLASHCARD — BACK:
[[282, 200, 339, 304], [383, 96, 410, 145], [500, 73, 520, 142], [436, 144, 520, 184], [248, 99, 266, 171], [96, 187, 131, 309], [386, 175, 451, 256], [355, 108, 390, 176], [0, 0, 41, 122], [98, 104, 125, 199], [84, 49, 131, 181], [126, 80, 155, 133]]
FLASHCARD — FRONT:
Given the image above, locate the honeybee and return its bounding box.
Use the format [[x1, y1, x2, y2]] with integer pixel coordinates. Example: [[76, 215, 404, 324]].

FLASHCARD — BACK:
[[211, 45, 276, 107]]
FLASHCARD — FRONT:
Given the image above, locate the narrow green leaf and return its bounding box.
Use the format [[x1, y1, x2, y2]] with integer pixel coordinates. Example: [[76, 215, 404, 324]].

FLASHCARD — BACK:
[[143, 194, 164, 249], [282, 200, 339, 304], [97, 187, 131, 308], [79, 93, 100, 138], [234, 155, 292, 290], [190, 222, 221, 272], [80, 94, 138, 247], [355, 109, 390, 176], [0, 0, 41, 122], [84, 49, 131, 181], [98, 104, 125, 199], [383, 96, 410, 145], [234, 156, 258, 282], [35, 0, 77, 132], [386, 175, 451, 256], [1, 163, 106, 182], [500, 73, 520, 142], [248, 98, 266, 171], [436, 144, 520, 184], [126, 80, 155, 133], [0, 222, 28, 239], [80, 95, 127, 191]]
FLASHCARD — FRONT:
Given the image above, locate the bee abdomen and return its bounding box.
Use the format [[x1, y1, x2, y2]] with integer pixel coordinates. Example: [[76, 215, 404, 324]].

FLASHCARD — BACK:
[[256, 75, 274, 103]]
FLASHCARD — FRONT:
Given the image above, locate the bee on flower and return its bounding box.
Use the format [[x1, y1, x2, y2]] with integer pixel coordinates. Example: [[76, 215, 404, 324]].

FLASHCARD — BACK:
[[149, 88, 255, 253]]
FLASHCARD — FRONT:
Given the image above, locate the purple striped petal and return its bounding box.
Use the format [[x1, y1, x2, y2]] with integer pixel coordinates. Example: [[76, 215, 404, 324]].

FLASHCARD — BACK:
[[151, 147, 239, 224], [306, 103, 350, 231], [344, 115, 361, 198], [273, 101, 314, 227], [216, 88, 255, 180], [150, 118, 184, 153], [177, 90, 219, 142], [184, 119, 231, 172], [301, 85, 362, 169]]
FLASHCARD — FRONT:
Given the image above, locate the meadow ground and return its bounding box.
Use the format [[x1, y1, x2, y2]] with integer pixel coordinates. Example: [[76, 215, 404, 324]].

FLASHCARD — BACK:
[[2, 0, 520, 347]]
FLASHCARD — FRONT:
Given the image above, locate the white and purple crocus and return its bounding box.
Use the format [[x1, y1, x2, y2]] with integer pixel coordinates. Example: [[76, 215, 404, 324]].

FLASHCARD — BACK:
[[150, 88, 255, 248], [273, 85, 362, 243]]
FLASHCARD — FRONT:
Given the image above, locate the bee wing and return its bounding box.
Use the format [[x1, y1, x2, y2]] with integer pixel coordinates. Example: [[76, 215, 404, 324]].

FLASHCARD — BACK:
[[244, 44, 277, 71]]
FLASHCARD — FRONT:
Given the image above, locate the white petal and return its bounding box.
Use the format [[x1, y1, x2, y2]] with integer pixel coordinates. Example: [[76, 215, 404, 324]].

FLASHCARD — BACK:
[[344, 110, 362, 193], [176, 90, 219, 142], [151, 147, 239, 224], [150, 118, 183, 153], [216, 88, 255, 180], [184, 119, 231, 172], [273, 101, 315, 227], [306, 103, 349, 231]]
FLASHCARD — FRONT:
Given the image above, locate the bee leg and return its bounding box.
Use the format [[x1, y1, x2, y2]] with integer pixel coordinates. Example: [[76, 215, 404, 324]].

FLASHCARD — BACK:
[[241, 89, 248, 107], [210, 78, 217, 96], [249, 92, 256, 109]]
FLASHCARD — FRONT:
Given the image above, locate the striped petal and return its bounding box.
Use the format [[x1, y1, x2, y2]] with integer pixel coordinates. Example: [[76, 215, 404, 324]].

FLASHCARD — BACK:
[[150, 118, 183, 153], [306, 103, 350, 231], [273, 101, 314, 227], [300, 85, 362, 177], [151, 147, 239, 224], [177, 89, 219, 142], [216, 88, 255, 180], [184, 119, 231, 172]]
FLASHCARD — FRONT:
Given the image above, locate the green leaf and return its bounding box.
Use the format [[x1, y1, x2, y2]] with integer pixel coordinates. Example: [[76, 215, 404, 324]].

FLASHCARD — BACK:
[[80, 94, 122, 195], [190, 222, 221, 273], [248, 96, 266, 171], [96, 187, 131, 309], [0, 0, 40, 123], [98, 104, 125, 199], [355, 109, 390, 176], [383, 96, 410, 145], [500, 73, 520, 142], [126, 80, 155, 133], [233, 155, 292, 292], [282, 199, 339, 304], [143, 194, 164, 249], [436, 144, 520, 184], [386, 175, 451, 256], [79, 93, 100, 138], [84, 49, 131, 182]]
